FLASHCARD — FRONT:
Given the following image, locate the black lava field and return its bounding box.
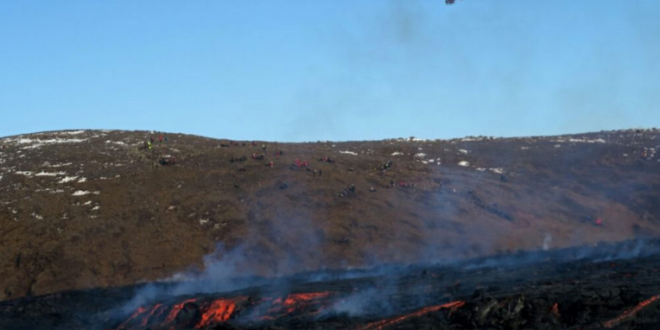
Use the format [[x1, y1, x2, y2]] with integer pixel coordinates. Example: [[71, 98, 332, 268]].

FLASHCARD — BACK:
[[2, 239, 660, 330]]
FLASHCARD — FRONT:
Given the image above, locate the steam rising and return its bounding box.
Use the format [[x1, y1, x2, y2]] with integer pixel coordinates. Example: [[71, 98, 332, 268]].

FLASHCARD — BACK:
[[117, 237, 660, 322], [543, 234, 552, 251]]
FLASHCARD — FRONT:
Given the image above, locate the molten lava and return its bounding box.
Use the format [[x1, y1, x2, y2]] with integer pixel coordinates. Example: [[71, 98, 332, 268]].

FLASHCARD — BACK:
[[196, 297, 244, 328], [117, 292, 462, 330], [357, 300, 465, 330], [550, 302, 560, 319], [140, 303, 164, 326], [117, 297, 249, 330], [602, 293, 660, 328], [117, 307, 146, 329], [164, 298, 198, 324], [260, 292, 332, 320]]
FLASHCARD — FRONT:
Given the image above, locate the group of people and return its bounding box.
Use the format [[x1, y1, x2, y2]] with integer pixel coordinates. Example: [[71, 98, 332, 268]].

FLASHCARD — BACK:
[[294, 158, 309, 167], [227, 148, 332, 178], [391, 180, 412, 188], [145, 135, 168, 150], [338, 184, 356, 198], [378, 160, 393, 171], [159, 156, 176, 165], [641, 147, 656, 160], [142, 134, 175, 166], [230, 156, 248, 163]]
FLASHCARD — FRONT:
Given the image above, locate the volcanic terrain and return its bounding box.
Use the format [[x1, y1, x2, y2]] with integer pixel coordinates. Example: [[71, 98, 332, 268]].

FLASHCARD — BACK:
[[0, 128, 659, 306], [2, 238, 660, 330]]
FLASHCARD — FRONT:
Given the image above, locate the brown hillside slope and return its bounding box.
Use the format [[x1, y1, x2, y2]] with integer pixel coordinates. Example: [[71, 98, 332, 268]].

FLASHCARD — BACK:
[[0, 129, 659, 301]]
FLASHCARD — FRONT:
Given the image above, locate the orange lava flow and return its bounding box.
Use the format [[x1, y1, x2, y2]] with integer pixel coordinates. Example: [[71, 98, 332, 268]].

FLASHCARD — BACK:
[[357, 300, 466, 330], [260, 292, 332, 320], [602, 294, 660, 328], [195, 298, 242, 328], [116, 307, 146, 329], [164, 298, 198, 324], [140, 303, 163, 326], [280, 292, 331, 313], [550, 303, 560, 319]]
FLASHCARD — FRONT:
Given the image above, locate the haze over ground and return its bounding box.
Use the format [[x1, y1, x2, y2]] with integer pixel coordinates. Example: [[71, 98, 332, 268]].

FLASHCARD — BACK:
[[1, 0, 659, 141]]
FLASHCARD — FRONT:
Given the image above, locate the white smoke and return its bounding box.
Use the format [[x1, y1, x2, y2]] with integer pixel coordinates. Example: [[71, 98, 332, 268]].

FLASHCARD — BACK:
[[543, 234, 552, 251]]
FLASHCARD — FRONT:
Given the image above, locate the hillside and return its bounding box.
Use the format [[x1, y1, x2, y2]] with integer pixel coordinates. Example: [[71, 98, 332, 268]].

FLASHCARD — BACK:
[[1, 129, 659, 301]]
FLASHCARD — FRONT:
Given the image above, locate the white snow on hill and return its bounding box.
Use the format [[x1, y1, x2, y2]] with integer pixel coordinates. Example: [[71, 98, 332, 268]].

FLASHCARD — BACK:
[[35, 171, 66, 177]]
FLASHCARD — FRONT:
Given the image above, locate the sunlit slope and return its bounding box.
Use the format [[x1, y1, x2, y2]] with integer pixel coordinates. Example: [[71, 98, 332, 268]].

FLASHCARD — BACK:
[[0, 129, 659, 300]]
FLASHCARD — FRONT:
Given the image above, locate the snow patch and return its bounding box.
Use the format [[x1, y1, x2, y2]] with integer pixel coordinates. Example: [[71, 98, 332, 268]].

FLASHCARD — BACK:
[[91, 206, 100, 211], [72, 190, 91, 196], [77, 177, 87, 183], [459, 149, 469, 154], [46, 163, 73, 167], [15, 137, 88, 150], [60, 130, 85, 135], [569, 138, 606, 144], [14, 171, 34, 177], [489, 168, 504, 174], [391, 152, 403, 156], [105, 140, 127, 146], [458, 161, 470, 167], [460, 137, 486, 142], [414, 153, 426, 158], [58, 176, 78, 183], [553, 138, 606, 144], [339, 151, 358, 155], [35, 171, 66, 177]]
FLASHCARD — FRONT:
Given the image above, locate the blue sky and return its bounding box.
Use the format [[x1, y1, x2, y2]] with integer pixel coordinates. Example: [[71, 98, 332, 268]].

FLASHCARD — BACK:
[[1, 1, 658, 141]]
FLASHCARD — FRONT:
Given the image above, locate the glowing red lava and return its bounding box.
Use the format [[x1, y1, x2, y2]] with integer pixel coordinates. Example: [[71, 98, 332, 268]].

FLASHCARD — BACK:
[[195, 298, 243, 328], [116, 296, 248, 330], [550, 302, 560, 319], [357, 300, 466, 330], [164, 298, 198, 324], [140, 303, 163, 326], [116, 306, 145, 329], [260, 292, 332, 320], [602, 293, 660, 328]]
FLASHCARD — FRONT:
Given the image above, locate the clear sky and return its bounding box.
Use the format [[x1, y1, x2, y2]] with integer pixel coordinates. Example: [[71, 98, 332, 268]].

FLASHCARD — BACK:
[[1, 1, 658, 141]]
